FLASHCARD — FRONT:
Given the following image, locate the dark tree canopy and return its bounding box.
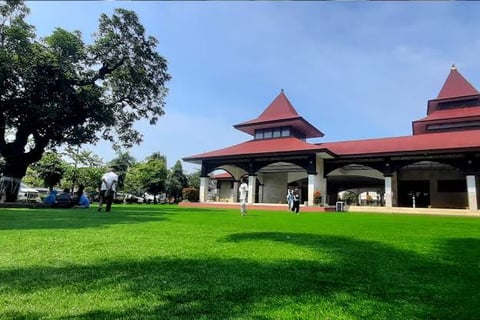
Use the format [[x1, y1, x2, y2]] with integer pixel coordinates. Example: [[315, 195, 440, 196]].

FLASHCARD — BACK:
[[166, 160, 188, 202], [0, 1, 170, 201]]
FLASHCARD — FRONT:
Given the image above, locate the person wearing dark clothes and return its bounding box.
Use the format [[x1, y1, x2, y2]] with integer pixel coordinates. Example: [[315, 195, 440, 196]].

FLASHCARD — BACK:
[[292, 190, 301, 215], [53, 188, 74, 208]]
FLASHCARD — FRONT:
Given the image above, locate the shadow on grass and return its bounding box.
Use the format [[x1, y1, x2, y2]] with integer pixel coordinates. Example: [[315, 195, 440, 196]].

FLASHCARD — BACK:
[[0, 205, 171, 231], [1, 233, 479, 319], [0, 205, 234, 231]]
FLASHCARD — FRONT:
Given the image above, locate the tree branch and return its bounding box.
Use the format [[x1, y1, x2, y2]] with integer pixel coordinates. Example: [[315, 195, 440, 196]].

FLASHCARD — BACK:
[[74, 56, 127, 86]]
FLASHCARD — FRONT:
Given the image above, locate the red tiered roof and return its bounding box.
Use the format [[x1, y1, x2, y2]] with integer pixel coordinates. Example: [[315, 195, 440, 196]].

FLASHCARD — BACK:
[[183, 137, 329, 163], [437, 65, 479, 99], [416, 106, 480, 122], [233, 91, 324, 138], [184, 66, 480, 165], [414, 66, 480, 134], [320, 130, 480, 157]]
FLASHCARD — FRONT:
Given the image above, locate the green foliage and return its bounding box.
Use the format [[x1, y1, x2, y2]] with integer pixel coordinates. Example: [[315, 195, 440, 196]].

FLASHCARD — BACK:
[[63, 146, 104, 168], [165, 160, 187, 202], [30, 152, 67, 190], [0, 207, 479, 319], [341, 191, 358, 205], [182, 187, 199, 202], [62, 166, 104, 194], [108, 151, 136, 190], [186, 170, 201, 189], [123, 162, 144, 196], [313, 190, 322, 205], [21, 166, 42, 187], [136, 152, 167, 200]]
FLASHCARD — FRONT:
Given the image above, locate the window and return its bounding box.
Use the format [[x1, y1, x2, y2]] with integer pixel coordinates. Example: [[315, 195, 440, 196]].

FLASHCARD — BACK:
[[255, 126, 292, 140], [281, 127, 290, 137]]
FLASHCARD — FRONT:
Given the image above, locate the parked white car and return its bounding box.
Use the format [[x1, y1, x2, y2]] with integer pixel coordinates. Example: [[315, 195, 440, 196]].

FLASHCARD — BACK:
[[17, 183, 41, 203]]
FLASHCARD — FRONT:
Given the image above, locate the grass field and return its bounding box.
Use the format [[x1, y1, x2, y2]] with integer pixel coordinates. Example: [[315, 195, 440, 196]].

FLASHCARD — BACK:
[[0, 204, 479, 320]]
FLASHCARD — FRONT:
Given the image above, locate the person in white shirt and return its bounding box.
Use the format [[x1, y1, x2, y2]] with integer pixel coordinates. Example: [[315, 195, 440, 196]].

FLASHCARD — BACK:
[[98, 167, 118, 212], [286, 188, 294, 212], [238, 178, 248, 216]]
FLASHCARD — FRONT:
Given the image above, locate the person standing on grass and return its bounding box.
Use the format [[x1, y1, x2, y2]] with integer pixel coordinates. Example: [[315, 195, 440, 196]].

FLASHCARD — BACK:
[[292, 190, 301, 215], [98, 167, 118, 212], [239, 177, 248, 216], [286, 188, 294, 212]]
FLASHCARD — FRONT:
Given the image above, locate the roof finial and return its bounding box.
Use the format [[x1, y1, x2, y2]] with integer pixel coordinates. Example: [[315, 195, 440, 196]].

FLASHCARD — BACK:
[[451, 64, 456, 70], [281, 88, 284, 93]]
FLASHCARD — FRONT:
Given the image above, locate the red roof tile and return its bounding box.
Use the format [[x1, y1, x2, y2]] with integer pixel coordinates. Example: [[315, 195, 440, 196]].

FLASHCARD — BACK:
[[416, 105, 480, 122], [437, 66, 478, 99], [320, 129, 480, 156], [211, 172, 232, 179], [183, 137, 326, 161], [234, 91, 324, 138], [245, 91, 299, 123]]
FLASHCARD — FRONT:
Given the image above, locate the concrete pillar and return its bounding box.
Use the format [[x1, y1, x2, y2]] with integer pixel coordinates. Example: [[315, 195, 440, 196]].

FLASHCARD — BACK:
[[466, 175, 478, 211], [199, 177, 209, 203], [248, 175, 256, 204], [385, 176, 392, 208], [231, 181, 239, 202], [308, 157, 327, 206], [258, 184, 264, 203], [308, 174, 315, 207]]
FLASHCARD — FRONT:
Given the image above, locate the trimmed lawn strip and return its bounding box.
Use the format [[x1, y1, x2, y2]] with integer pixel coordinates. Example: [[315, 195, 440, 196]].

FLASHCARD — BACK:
[[0, 205, 479, 319]]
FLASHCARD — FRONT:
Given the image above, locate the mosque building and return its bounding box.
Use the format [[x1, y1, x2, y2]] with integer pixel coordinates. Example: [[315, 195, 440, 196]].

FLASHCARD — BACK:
[[183, 66, 480, 212]]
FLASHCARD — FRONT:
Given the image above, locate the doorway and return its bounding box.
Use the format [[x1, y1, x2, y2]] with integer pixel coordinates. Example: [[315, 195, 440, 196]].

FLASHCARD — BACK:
[[398, 180, 430, 208]]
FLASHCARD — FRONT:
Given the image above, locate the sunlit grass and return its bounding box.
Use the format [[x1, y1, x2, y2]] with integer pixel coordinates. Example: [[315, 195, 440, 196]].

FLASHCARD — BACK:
[[0, 205, 479, 319]]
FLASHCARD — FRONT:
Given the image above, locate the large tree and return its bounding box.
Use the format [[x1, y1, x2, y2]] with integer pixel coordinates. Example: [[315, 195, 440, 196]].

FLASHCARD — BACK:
[[0, 1, 170, 201]]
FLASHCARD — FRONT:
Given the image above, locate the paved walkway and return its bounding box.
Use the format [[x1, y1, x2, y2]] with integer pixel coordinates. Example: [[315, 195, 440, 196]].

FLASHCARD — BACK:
[[179, 201, 334, 212], [179, 202, 480, 217]]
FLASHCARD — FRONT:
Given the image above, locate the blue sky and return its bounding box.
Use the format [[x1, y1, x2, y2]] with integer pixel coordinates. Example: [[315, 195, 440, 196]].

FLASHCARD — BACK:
[[25, 1, 480, 172]]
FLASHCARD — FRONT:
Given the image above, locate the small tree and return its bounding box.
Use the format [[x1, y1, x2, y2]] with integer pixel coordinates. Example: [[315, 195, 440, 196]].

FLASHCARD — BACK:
[[22, 166, 42, 187], [31, 152, 67, 191], [123, 163, 145, 196], [187, 170, 201, 189], [166, 160, 188, 203], [108, 151, 136, 191], [138, 152, 167, 203], [182, 187, 199, 202]]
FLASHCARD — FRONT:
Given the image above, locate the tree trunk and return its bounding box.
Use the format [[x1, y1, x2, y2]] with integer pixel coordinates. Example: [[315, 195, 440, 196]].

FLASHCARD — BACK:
[[0, 158, 29, 202]]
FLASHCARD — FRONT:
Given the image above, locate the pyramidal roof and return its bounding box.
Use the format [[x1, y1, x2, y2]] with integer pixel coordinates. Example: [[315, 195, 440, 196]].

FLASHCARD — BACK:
[[437, 65, 479, 99], [234, 90, 324, 138], [255, 90, 299, 121]]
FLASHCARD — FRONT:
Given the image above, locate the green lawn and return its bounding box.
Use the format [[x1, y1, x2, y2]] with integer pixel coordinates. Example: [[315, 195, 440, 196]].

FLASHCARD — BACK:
[[0, 205, 479, 320]]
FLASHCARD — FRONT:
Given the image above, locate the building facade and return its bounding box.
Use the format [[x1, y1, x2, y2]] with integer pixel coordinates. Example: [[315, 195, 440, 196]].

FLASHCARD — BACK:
[[183, 66, 480, 211]]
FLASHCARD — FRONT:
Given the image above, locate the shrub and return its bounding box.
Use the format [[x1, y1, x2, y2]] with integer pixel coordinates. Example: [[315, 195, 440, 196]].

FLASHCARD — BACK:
[[313, 191, 322, 205], [182, 187, 199, 202]]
